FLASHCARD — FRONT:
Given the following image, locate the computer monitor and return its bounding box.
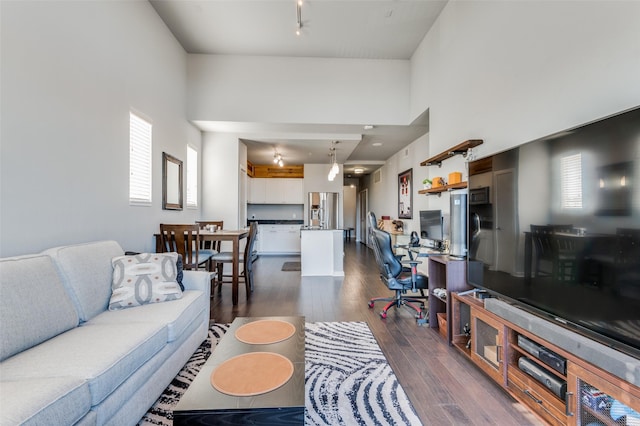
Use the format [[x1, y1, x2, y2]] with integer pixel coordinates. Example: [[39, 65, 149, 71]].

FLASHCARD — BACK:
[[419, 210, 443, 244]]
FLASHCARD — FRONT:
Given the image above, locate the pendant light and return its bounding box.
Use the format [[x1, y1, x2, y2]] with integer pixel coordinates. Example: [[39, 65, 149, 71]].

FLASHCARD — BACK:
[[327, 141, 339, 181]]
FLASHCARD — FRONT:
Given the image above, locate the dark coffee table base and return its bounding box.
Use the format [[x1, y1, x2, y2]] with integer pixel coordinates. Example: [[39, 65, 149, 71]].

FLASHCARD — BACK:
[[174, 406, 303, 425], [174, 316, 305, 426]]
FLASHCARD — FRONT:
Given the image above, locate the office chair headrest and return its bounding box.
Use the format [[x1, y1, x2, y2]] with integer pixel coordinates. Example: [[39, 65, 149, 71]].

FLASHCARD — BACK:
[[410, 231, 420, 247]]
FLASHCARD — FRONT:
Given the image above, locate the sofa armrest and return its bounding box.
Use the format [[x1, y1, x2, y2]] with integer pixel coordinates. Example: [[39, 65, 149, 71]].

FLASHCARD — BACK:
[[182, 270, 211, 297]]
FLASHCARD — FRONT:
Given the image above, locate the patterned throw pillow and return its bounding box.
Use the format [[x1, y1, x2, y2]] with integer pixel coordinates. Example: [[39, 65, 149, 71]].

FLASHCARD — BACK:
[[125, 251, 184, 290], [109, 252, 183, 310]]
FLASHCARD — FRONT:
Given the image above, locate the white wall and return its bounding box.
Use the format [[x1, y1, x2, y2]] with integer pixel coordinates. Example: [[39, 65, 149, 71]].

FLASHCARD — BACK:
[[188, 55, 410, 125], [201, 133, 242, 229], [0, 1, 200, 257], [410, 0, 640, 158], [365, 133, 434, 236]]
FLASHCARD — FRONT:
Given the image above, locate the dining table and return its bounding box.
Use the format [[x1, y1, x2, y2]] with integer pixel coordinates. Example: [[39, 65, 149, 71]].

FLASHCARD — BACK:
[[155, 228, 249, 305]]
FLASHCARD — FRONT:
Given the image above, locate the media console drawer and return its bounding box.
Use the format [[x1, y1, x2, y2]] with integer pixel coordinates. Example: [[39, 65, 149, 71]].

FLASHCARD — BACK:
[[508, 366, 567, 426]]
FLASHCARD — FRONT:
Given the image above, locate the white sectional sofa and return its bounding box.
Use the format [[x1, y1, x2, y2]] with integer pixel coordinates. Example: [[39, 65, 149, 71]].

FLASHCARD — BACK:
[[0, 241, 211, 425]]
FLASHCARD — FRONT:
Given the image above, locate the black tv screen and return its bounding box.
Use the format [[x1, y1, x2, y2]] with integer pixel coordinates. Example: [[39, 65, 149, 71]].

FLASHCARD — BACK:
[[467, 106, 640, 359]]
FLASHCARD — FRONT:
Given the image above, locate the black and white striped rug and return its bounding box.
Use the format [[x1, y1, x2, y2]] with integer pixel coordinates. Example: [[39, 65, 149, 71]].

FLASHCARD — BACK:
[[139, 322, 422, 426]]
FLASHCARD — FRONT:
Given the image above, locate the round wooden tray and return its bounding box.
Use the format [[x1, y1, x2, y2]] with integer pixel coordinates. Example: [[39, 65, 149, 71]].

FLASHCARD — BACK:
[[234, 319, 296, 345], [210, 352, 294, 397]]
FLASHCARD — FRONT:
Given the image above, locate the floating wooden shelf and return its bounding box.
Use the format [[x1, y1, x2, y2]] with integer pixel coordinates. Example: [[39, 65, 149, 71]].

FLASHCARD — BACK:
[[420, 139, 483, 167], [418, 181, 468, 196]]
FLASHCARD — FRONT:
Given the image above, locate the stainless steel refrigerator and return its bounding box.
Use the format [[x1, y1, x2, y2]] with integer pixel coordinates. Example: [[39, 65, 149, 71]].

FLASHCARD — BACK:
[[308, 192, 339, 229]]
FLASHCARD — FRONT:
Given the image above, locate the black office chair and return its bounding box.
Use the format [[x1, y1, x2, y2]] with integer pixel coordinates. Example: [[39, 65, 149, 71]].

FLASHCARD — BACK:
[[367, 214, 428, 322], [367, 211, 379, 244]]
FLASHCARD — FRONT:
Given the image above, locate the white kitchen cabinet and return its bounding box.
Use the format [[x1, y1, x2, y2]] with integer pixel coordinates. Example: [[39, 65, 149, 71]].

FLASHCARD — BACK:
[[257, 224, 301, 254], [470, 171, 492, 189], [248, 178, 303, 204], [274, 179, 303, 204], [248, 178, 266, 203]]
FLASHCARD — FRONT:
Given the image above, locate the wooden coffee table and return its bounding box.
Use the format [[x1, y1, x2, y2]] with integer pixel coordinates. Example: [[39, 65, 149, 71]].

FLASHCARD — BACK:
[[173, 316, 305, 425]]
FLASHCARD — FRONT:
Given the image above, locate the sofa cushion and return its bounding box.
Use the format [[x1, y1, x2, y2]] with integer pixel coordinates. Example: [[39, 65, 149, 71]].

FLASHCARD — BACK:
[[109, 253, 183, 310], [0, 377, 91, 426], [43, 240, 124, 322], [0, 254, 79, 361], [89, 289, 206, 342], [0, 322, 167, 405]]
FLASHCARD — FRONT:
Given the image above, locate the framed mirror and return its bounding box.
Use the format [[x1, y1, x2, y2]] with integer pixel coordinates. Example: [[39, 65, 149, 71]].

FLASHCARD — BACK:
[[162, 152, 183, 210]]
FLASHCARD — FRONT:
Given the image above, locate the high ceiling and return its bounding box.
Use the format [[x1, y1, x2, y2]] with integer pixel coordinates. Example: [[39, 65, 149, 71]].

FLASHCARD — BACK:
[[151, 0, 447, 176]]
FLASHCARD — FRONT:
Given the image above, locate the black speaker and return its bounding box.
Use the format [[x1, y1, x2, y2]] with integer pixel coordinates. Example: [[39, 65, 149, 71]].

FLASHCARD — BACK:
[[518, 357, 567, 399], [450, 192, 467, 258]]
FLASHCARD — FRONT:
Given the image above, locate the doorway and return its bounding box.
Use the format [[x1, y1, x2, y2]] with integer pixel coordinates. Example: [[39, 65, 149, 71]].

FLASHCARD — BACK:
[[356, 188, 369, 246]]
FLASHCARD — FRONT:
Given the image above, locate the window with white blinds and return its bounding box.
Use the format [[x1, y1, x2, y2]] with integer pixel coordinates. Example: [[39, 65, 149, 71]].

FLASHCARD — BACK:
[[186, 145, 198, 208], [129, 112, 152, 205], [561, 153, 582, 209]]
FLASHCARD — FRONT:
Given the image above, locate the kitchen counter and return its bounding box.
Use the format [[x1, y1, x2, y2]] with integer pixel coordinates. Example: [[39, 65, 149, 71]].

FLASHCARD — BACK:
[[300, 229, 344, 276]]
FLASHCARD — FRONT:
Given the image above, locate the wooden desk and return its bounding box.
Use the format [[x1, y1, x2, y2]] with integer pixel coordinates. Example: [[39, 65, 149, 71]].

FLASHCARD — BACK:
[[155, 228, 249, 305], [427, 255, 470, 343]]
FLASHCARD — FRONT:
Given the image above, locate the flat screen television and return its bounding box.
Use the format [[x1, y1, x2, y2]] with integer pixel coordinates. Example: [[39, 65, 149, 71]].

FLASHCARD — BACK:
[[419, 210, 443, 246], [467, 106, 640, 359]]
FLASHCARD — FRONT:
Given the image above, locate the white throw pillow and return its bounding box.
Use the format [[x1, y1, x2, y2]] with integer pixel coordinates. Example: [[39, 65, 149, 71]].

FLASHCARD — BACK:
[[109, 252, 183, 310]]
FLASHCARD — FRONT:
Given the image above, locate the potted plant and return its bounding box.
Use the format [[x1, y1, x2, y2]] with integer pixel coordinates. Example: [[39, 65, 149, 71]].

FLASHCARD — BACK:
[[422, 178, 432, 189]]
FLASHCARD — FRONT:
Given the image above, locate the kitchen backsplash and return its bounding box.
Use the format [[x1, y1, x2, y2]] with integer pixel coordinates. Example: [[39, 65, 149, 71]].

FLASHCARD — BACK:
[[248, 204, 304, 221]]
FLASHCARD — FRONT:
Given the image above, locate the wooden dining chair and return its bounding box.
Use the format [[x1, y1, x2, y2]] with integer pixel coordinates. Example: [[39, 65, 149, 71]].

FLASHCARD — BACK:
[[159, 224, 211, 271], [530, 224, 580, 282], [196, 220, 224, 251], [210, 222, 258, 297], [195, 220, 224, 272]]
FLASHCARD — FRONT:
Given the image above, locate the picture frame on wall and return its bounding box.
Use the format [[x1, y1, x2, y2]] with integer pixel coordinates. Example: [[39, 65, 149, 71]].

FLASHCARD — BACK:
[[162, 152, 183, 210], [398, 168, 413, 219]]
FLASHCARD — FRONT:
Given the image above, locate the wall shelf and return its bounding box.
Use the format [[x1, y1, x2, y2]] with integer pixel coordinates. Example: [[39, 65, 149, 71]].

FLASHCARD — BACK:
[[420, 139, 483, 167], [418, 181, 468, 196]]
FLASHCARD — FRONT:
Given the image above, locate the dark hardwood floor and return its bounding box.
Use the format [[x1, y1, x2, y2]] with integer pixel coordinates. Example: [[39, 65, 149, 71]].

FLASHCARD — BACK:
[[209, 239, 543, 425]]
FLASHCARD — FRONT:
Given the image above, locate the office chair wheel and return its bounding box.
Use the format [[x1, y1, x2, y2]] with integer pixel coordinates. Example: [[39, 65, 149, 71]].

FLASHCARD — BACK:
[[380, 311, 388, 319], [368, 301, 375, 309]]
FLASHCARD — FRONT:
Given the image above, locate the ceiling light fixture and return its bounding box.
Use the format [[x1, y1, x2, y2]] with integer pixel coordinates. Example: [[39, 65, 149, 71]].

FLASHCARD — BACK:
[[273, 150, 284, 167], [363, 125, 374, 130], [327, 141, 339, 181], [295, 0, 303, 36], [354, 167, 364, 174]]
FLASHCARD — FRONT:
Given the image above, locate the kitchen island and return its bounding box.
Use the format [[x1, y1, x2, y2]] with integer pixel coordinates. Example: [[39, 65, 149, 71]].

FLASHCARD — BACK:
[[300, 228, 344, 276], [247, 220, 303, 255]]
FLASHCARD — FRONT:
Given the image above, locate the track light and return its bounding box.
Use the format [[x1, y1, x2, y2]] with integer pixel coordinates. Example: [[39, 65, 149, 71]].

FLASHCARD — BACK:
[[273, 150, 284, 167]]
